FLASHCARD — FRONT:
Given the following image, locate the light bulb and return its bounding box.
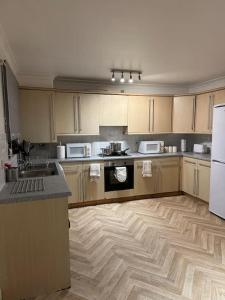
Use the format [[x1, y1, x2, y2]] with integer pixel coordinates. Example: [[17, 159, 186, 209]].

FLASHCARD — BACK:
[[138, 72, 141, 81], [129, 73, 133, 83], [120, 72, 125, 83], [111, 72, 115, 82]]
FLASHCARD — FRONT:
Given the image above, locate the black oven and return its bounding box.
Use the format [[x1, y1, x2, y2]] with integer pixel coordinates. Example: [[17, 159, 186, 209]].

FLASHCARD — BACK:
[[104, 160, 134, 192]]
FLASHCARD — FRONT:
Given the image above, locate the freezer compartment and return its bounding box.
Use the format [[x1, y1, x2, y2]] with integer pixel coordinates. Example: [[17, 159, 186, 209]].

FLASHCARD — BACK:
[[209, 160, 225, 219]]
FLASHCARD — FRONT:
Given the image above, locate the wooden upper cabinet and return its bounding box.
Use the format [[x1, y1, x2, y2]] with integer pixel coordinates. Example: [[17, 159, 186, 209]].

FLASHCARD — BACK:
[[195, 93, 212, 133], [54, 93, 100, 135], [152, 97, 173, 133], [19, 89, 55, 143], [78, 94, 100, 135], [173, 96, 195, 133], [213, 89, 225, 106], [127, 96, 150, 134], [54, 92, 76, 135], [100, 95, 128, 126]]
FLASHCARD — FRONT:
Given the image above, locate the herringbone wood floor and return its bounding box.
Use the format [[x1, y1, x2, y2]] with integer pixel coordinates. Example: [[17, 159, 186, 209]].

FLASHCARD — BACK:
[[36, 195, 225, 300]]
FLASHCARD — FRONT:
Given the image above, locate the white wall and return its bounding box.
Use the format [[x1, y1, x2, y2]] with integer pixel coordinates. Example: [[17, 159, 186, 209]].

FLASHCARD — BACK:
[[0, 68, 8, 190]]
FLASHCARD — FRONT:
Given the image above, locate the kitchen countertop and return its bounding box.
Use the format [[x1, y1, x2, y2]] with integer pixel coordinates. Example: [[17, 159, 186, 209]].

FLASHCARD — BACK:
[[0, 152, 210, 205], [0, 162, 71, 205], [59, 152, 211, 162]]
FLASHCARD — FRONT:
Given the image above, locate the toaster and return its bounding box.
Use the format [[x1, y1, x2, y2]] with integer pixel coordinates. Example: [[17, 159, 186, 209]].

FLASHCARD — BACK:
[[193, 144, 207, 154]]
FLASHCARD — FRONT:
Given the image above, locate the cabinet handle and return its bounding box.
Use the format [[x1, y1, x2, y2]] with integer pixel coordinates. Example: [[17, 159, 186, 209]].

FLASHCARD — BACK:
[[73, 95, 78, 133], [196, 169, 199, 196], [148, 99, 151, 132], [80, 172, 83, 201], [192, 96, 196, 131], [78, 96, 81, 133], [152, 98, 155, 132], [50, 94, 56, 142], [193, 169, 196, 195], [208, 95, 211, 130]]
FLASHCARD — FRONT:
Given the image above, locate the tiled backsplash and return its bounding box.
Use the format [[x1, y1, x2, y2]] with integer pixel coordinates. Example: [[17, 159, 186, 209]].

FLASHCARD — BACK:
[[30, 127, 212, 159]]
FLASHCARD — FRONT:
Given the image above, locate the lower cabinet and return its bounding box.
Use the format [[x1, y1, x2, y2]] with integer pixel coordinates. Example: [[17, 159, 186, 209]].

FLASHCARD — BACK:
[[61, 162, 104, 204], [182, 158, 211, 202], [134, 157, 180, 196]]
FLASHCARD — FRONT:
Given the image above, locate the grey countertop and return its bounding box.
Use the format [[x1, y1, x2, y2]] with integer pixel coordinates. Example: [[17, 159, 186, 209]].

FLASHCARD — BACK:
[[0, 151, 210, 205], [0, 162, 71, 205], [59, 152, 211, 162]]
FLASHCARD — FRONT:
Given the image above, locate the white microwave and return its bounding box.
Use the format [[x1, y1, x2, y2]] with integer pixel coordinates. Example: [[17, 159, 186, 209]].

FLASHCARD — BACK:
[[66, 143, 92, 158], [138, 141, 163, 154]]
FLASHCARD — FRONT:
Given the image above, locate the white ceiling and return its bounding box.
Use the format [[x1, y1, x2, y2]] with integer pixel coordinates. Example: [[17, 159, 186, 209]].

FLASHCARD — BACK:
[[1, 0, 225, 86]]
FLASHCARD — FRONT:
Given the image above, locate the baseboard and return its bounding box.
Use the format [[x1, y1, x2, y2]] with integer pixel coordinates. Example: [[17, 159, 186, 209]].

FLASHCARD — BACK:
[[68, 191, 184, 209]]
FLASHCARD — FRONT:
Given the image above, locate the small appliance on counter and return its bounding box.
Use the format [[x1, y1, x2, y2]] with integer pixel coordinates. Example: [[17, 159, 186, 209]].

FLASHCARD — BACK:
[[57, 142, 66, 159], [138, 141, 163, 154], [193, 144, 207, 154], [66, 143, 92, 158], [181, 139, 187, 152]]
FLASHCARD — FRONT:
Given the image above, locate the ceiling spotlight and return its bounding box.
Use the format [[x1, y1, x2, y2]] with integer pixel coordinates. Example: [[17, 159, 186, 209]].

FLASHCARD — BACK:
[[129, 72, 133, 83], [138, 72, 141, 81], [111, 71, 116, 82], [120, 72, 125, 83]]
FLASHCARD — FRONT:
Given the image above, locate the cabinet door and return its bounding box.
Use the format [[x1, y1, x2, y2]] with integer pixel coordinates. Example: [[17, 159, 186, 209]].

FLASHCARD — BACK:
[[128, 96, 150, 133], [213, 89, 225, 106], [195, 93, 211, 133], [157, 158, 180, 193], [20, 89, 55, 143], [54, 92, 76, 135], [182, 158, 197, 196], [197, 161, 211, 202], [82, 162, 104, 201], [100, 95, 128, 126], [173, 96, 195, 133], [134, 159, 157, 196], [78, 94, 100, 135], [152, 97, 173, 133], [62, 164, 83, 204]]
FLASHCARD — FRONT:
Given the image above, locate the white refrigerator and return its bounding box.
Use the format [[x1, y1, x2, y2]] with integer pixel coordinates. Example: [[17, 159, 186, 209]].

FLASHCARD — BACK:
[[210, 104, 225, 218]]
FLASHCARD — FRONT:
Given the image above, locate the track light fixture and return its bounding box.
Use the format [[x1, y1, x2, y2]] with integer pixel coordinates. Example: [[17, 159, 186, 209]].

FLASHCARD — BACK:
[[110, 69, 142, 84]]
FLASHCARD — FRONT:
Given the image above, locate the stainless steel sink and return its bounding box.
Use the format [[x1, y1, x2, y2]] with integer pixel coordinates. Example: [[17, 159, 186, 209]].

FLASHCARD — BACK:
[[19, 162, 58, 178]]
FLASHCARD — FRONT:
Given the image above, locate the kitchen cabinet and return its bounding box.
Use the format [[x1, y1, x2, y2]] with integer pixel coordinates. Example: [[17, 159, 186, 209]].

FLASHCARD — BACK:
[[195, 93, 212, 133], [19, 89, 55, 143], [173, 96, 195, 133], [100, 94, 128, 126], [82, 162, 104, 201], [157, 157, 180, 193], [134, 157, 180, 196], [61, 162, 104, 204], [182, 158, 197, 197], [54, 92, 76, 135], [151, 97, 173, 133], [213, 89, 225, 106], [127, 96, 150, 134], [55, 93, 100, 135], [182, 158, 211, 202], [62, 163, 83, 204], [196, 160, 211, 202], [0, 197, 70, 300], [134, 159, 157, 195], [78, 94, 100, 135]]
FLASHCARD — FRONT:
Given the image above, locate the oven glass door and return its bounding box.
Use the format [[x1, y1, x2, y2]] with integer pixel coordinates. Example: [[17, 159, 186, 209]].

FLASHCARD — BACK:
[[104, 165, 134, 192]]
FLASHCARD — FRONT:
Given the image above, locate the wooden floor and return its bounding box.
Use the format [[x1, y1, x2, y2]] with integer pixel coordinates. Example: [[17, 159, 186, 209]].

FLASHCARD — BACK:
[[36, 195, 225, 300]]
